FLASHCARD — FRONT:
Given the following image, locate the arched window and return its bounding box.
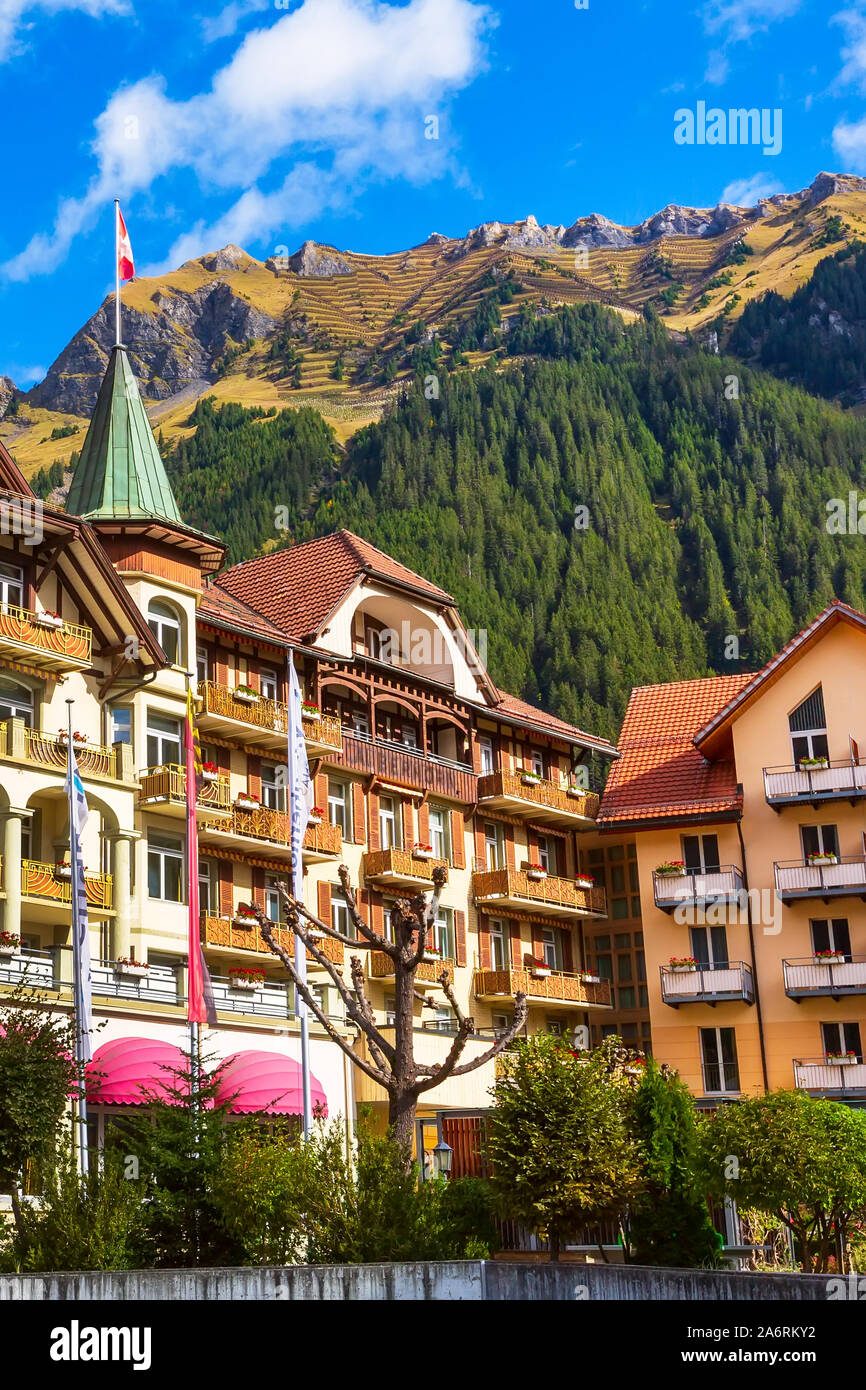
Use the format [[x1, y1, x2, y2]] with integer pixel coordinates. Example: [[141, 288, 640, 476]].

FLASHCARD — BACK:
[[147, 600, 183, 665], [0, 676, 34, 727]]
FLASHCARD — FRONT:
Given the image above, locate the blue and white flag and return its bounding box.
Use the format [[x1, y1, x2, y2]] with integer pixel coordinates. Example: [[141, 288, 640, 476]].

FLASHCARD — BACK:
[[64, 743, 93, 1063], [287, 655, 313, 901]]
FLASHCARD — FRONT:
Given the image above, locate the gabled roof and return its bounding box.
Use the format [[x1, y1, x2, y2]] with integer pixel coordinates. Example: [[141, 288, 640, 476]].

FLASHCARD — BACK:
[[217, 530, 454, 641], [66, 346, 184, 525], [598, 673, 753, 827], [695, 600, 866, 757], [198, 581, 292, 647], [0, 438, 34, 497]]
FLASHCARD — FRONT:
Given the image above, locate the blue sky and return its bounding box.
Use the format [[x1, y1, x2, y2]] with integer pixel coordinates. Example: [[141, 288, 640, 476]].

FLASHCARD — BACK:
[[0, 0, 864, 386]]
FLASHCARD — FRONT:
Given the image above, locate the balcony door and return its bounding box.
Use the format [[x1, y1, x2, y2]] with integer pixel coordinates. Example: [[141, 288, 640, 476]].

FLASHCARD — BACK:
[[488, 918, 508, 970], [261, 761, 286, 811], [485, 821, 505, 870], [690, 924, 728, 968], [811, 918, 851, 959], [0, 676, 34, 727], [260, 668, 278, 702], [801, 824, 839, 861], [379, 795, 400, 850], [537, 834, 558, 876], [541, 927, 562, 971], [700, 1026, 740, 1094], [822, 1021, 861, 1059], [265, 873, 282, 923], [428, 805, 450, 862], [146, 712, 182, 768], [789, 687, 829, 765], [682, 834, 720, 874], [198, 859, 217, 915], [0, 561, 24, 610], [478, 736, 494, 775]]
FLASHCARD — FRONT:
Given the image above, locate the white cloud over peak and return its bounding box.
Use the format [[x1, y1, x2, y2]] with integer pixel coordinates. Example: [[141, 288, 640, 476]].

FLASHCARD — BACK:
[[2, 0, 493, 282], [700, 0, 802, 83], [0, 0, 129, 62], [832, 7, 866, 92], [720, 173, 785, 205]]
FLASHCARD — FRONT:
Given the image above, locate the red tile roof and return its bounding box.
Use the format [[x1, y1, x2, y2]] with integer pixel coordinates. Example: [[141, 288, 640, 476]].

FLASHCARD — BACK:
[[598, 673, 754, 826], [198, 581, 291, 645], [217, 530, 453, 641]]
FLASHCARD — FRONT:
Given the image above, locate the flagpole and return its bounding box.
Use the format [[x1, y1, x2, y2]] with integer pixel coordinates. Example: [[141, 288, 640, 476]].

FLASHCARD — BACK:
[[66, 699, 89, 1177], [185, 672, 200, 1121], [114, 199, 121, 348]]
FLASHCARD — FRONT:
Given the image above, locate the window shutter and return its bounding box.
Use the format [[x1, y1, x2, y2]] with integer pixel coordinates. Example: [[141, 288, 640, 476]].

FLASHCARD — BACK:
[[504, 823, 516, 869], [218, 860, 234, 917], [417, 801, 430, 845], [454, 909, 467, 967], [314, 773, 328, 810], [451, 810, 465, 869], [216, 745, 231, 775], [215, 646, 229, 686], [510, 920, 523, 967], [317, 881, 331, 926], [368, 791, 380, 850], [531, 923, 544, 961], [252, 866, 265, 909], [369, 887, 384, 935], [562, 928, 574, 974], [474, 818, 486, 867], [247, 754, 262, 800], [470, 731, 483, 774], [478, 912, 490, 969], [352, 783, 366, 844], [527, 826, 538, 861], [401, 799, 414, 849]]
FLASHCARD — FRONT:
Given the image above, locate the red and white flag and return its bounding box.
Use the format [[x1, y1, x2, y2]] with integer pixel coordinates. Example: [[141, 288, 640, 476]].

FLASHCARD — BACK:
[[116, 204, 135, 282]]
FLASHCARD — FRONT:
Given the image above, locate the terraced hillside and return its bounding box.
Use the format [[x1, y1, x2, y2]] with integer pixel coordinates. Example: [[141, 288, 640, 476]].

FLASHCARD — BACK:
[[3, 170, 866, 482]]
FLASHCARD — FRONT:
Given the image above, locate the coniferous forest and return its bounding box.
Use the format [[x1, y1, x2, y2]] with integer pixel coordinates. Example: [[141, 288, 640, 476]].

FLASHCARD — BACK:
[[167, 300, 866, 742]]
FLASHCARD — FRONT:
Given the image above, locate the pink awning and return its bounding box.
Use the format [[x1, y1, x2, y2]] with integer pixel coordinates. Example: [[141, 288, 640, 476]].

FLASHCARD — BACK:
[[215, 1050, 328, 1117], [85, 1037, 188, 1106]]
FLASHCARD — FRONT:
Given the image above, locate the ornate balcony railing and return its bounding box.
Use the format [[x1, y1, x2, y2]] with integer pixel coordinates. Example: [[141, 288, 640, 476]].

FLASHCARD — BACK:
[[198, 682, 343, 755], [202, 912, 344, 966], [363, 847, 449, 887], [0, 603, 92, 667], [22, 726, 122, 780], [138, 763, 231, 813], [368, 950, 454, 984], [21, 859, 112, 910], [473, 964, 611, 1008], [471, 867, 606, 918], [340, 730, 476, 802], [477, 770, 599, 824]]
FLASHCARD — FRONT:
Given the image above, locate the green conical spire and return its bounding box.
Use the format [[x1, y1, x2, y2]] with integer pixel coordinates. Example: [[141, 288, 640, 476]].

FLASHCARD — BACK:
[[66, 346, 183, 524]]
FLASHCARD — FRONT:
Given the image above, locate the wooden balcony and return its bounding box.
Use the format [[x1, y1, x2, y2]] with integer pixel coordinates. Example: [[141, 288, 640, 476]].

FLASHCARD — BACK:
[[774, 856, 866, 902], [0, 721, 133, 783], [764, 758, 866, 809], [201, 913, 344, 969], [660, 961, 754, 1007], [477, 771, 599, 828], [362, 847, 449, 890], [471, 868, 606, 919], [653, 865, 745, 914], [197, 682, 343, 757], [138, 764, 232, 819], [783, 956, 866, 998], [340, 730, 476, 803], [19, 859, 112, 916], [0, 603, 92, 671], [473, 965, 612, 1010], [368, 949, 455, 988], [197, 806, 342, 863]]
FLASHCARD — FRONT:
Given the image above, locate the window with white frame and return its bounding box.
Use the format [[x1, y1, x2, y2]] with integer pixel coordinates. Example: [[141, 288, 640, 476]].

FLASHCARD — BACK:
[[352, 710, 370, 737], [196, 646, 209, 686], [109, 705, 131, 746], [478, 735, 494, 775], [328, 779, 350, 836], [265, 873, 282, 923], [433, 907, 454, 960], [146, 711, 182, 767], [378, 794, 401, 850], [424, 1004, 456, 1034], [147, 600, 183, 665], [148, 833, 184, 902], [260, 667, 278, 702], [488, 918, 508, 970], [789, 688, 829, 765], [261, 761, 286, 811], [428, 805, 450, 862], [801, 824, 839, 861], [0, 561, 24, 609], [198, 858, 217, 915], [332, 893, 354, 941], [530, 749, 545, 778], [541, 926, 561, 970], [0, 675, 34, 727], [484, 821, 505, 870], [382, 906, 394, 943], [537, 834, 557, 875]]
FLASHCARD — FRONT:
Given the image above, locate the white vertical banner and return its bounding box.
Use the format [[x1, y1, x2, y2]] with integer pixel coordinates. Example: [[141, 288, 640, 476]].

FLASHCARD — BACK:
[[287, 653, 314, 1135], [65, 743, 93, 1063]]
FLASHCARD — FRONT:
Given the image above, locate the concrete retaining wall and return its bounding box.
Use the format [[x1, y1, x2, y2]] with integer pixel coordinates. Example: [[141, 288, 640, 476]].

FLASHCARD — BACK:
[[0, 1260, 838, 1301]]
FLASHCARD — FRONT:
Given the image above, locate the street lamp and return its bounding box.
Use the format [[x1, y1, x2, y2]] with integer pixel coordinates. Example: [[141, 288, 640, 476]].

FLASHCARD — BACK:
[[432, 1138, 453, 1176]]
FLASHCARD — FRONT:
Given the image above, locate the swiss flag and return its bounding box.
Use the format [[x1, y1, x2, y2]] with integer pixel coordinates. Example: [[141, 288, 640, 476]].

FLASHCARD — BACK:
[[116, 205, 135, 282]]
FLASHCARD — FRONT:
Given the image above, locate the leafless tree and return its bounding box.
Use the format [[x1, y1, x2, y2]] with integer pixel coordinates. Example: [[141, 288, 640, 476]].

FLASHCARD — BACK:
[[243, 864, 527, 1149]]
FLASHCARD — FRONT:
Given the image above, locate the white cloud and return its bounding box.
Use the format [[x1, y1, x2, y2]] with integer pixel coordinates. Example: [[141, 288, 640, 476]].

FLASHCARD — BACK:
[[832, 7, 866, 93], [0, 362, 46, 385], [720, 173, 785, 204], [700, 0, 802, 82], [3, 0, 492, 281], [833, 114, 866, 170], [201, 0, 270, 44], [0, 0, 129, 61]]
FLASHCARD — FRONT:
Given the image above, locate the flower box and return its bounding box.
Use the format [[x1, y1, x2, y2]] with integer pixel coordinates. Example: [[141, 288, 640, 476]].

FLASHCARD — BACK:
[[566, 786, 585, 799], [202, 769, 219, 784], [233, 913, 258, 928], [520, 772, 542, 786], [826, 1054, 857, 1066], [307, 814, 322, 826], [531, 966, 552, 979], [423, 950, 442, 963], [235, 794, 260, 811], [526, 869, 547, 882], [54, 864, 73, 880], [229, 970, 265, 992], [58, 731, 87, 750], [580, 973, 601, 984], [0, 933, 21, 958], [36, 612, 64, 629], [799, 757, 829, 770], [814, 953, 845, 965], [575, 875, 594, 889], [669, 959, 698, 973], [656, 862, 686, 877], [412, 845, 435, 860], [302, 705, 321, 722], [808, 854, 838, 866], [114, 961, 149, 979], [233, 687, 259, 705]]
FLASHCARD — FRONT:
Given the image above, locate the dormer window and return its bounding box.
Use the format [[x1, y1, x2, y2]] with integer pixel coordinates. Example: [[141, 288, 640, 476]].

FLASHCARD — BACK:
[[147, 599, 183, 666], [789, 688, 828, 765]]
